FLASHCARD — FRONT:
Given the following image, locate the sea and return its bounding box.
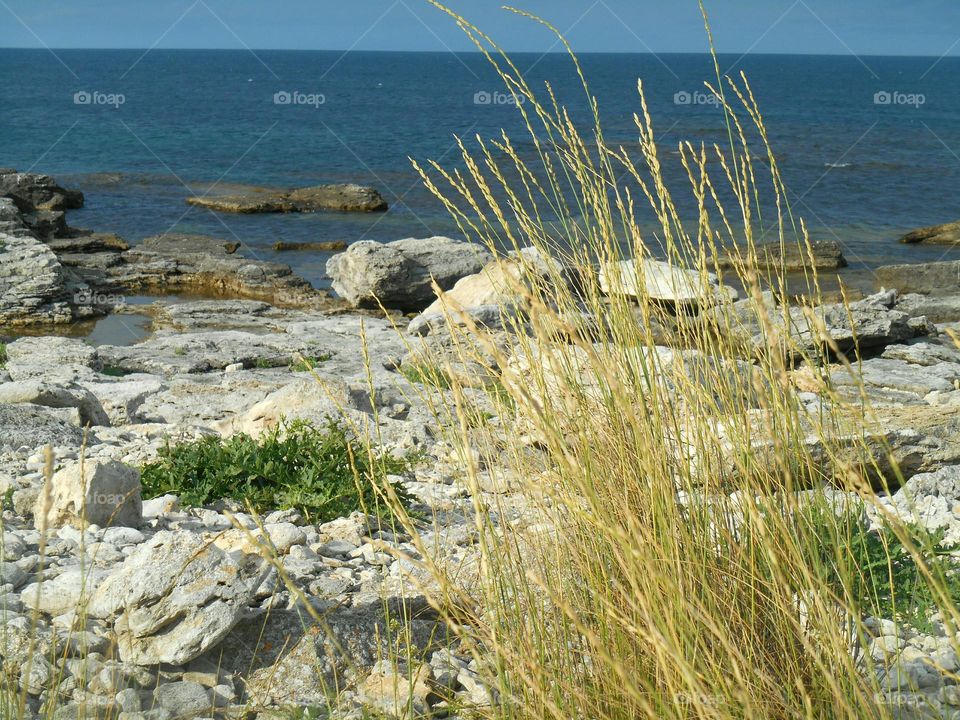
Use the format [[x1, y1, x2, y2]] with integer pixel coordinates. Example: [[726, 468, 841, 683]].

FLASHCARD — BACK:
[[2, 49, 960, 292]]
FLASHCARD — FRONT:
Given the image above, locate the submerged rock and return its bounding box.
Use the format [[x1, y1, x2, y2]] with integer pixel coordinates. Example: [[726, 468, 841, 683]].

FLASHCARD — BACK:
[[186, 183, 387, 214], [899, 220, 960, 245], [716, 240, 847, 271], [139, 232, 240, 256], [327, 236, 493, 310]]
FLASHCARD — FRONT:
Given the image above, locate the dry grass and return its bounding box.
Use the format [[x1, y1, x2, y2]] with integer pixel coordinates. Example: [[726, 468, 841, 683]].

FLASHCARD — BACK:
[[375, 4, 960, 719]]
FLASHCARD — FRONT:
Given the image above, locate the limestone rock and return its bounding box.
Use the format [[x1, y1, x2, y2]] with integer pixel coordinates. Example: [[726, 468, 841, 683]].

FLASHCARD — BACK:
[[0, 223, 74, 326], [327, 236, 493, 310], [408, 247, 569, 335], [0, 403, 85, 452], [717, 240, 846, 271], [89, 531, 267, 665], [186, 183, 387, 214], [139, 233, 240, 256], [216, 594, 441, 706], [153, 681, 211, 719], [35, 458, 141, 530], [599, 257, 738, 305], [0, 170, 83, 212], [0, 380, 109, 427], [876, 260, 960, 295], [899, 220, 960, 245]]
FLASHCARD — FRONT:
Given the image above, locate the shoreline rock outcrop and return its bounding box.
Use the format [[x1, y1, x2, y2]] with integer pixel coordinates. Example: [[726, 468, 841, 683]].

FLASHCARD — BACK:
[[327, 236, 493, 311], [899, 220, 960, 245], [186, 183, 387, 214]]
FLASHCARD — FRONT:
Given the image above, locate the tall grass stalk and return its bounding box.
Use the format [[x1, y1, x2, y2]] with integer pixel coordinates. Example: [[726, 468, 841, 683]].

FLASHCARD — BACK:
[[377, 4, 960, 719]]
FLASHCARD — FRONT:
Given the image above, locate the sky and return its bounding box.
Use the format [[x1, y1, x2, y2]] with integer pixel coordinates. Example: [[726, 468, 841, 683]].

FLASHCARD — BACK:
[[0, 1, 958, 56]]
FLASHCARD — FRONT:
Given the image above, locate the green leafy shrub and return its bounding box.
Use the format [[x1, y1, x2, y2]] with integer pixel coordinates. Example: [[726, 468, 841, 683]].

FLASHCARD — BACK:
[[140, 419, 417, 522], [0, 344, 6, 367], [812, 506, 960, 630]]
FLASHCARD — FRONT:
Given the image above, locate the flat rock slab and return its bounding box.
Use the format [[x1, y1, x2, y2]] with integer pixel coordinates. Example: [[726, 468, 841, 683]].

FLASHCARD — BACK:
[[599, 257, 738, 305], [716, 240, 846, 271], [899, 220, 960, 245], [876, 260, 960, 295], [186, 183, 387, 214], [139, 233, 240, 256], [0, 402, 87, 451]]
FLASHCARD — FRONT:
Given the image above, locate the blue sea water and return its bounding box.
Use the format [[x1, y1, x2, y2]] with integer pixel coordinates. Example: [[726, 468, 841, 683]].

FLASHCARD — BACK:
[[2, 48, 960, 288]]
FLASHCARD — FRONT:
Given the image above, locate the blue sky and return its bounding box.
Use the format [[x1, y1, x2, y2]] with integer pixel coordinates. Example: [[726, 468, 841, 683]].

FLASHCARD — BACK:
[[1, 1, 958, 56]]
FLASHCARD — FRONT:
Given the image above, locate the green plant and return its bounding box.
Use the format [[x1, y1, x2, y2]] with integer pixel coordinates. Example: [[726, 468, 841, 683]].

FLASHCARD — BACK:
[[290, 354, 333, 372], [811, 507, 960, 631], [0, 344, 6, 368], [400, 362, 454, 390], [367, 4, 960, 719], [140, 419, 417, 522], [173, 346, 187, 357]]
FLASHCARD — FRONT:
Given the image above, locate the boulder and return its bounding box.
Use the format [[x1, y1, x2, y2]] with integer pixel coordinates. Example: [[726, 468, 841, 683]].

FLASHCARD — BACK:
[[186, 183, 387, 214], [899, 221, 960, 245], [34, 458, 142, 530], [599, 257, 738, 305], [327, 236, 493, 310], [0, 170, 83, 212], [716, 240, 846, 271], [408, 247, 569, 335], [0, 380, 109, 427], [876, 260, 960, 296], [0, 403, 86, 451], [89, 531, 267, 665], [897, 293, 960, 324], [21, 568, 109, 615], [0, 212, 76, 326], [153, 681, 212, 719], [780, 290, 928, 357]]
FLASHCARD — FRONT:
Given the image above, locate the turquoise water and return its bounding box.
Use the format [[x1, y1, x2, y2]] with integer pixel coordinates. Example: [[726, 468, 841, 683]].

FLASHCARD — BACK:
[[3, 49, 960, 287]]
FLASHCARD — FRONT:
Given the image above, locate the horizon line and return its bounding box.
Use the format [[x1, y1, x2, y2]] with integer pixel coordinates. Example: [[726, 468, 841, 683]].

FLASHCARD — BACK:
[[0, 47, 957, 60]]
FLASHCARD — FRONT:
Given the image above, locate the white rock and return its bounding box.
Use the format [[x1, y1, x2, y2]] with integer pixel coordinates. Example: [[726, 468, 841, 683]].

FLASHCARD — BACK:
[[599, 257, 737, 305], [89, 531, 267, 665], [34, 458, 142, 530]]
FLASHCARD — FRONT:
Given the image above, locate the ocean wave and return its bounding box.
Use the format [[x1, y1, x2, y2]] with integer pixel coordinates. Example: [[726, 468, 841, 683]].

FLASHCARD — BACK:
[[824, 162, 852, 168]]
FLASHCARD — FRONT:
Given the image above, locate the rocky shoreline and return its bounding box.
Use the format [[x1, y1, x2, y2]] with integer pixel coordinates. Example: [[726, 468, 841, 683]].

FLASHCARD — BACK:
[[5, 171, 960, 718]]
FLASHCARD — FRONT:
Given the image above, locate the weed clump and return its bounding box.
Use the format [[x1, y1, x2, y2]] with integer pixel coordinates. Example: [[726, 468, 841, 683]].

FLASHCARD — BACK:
[[141, 419, 416, 522]]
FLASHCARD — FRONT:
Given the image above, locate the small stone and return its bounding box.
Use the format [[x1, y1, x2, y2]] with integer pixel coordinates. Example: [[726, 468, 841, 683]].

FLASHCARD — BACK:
[[153, 681, 211, 719], [102, 527, 146, 546], [19, 654, 51, 695], [116, 688, 142, 713]]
